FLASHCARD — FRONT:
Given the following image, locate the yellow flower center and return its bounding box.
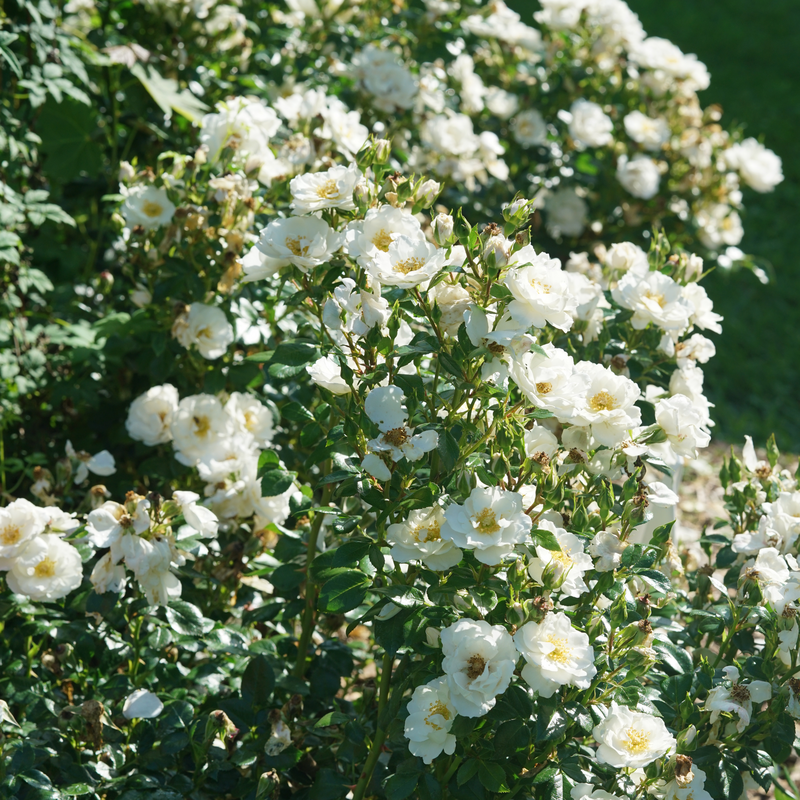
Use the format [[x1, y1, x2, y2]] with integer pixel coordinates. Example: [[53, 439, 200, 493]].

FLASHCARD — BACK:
[[623, 727, 651, 755], [589, 390, 617, 412], [142, 200, 164, 218], [425, 700, 452, 730], [286, 236, 310, 257], [550, 548, 573, 568], [530, 279, 551, 293], [1, 525, 21, 545], [371, 229, 394, 252], [466, 654, 486, 679], [413, 521, 441, 543], [394, 257, 425, 275], [536, 381, 553, 394], [643, 290, 667, 308], [34, 557, 58, 578], [193, 415, 211, 437], [315, 178, 340, 199], [545, 634, 573, 664], [382, 427, 409, 447], [474, 508, 500, 535]]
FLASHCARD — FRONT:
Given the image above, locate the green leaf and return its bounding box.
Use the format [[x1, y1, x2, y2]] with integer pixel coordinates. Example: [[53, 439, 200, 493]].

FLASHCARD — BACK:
[[318, 570, 370, 613], [438, 429, 460, 471], [283, 402, 315, 423], [494, 719, 528, 756], [62, 784, 93, 796], [261, 468, 295, 497], [477, 762, 507, 793], [533, 528, 561, 551], [653, 640, 693, 674], [241, 655, 275, 708], [271, 341, 319, 366], [385, 772, 420, 800], [315, 711, 351, 728], [165, 601, 214, 635], [38, 98, 101, 181], [457, 759, 479, 787], [766, 433, 780, 468], [130, 63, 209, 121], [636, 568, 672, 595]]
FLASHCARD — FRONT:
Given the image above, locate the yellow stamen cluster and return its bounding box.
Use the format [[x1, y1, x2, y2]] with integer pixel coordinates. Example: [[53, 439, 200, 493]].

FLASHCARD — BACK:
[[34, 557, 58, 578], [371, 229, 394, 252], [589, 390, 617, 412], [142, 200, 164, 218], [544, 634, 573, 664], [424, 700, 451, 730], [623, 728, 651, 755], [315, 179, 340, 199], [473, 508, 500, 535], [394, 257, 425, 275], [1, 525, 21, 546]]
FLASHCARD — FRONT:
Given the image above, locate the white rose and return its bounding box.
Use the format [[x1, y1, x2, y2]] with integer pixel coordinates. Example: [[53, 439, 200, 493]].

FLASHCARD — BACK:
[[612, 271, 692, 331], [725, 138, 783, 193], [172, 303, 234, 360], [387, 506, 463, 571], [441, 618, 517, 717], [170, 394, 235, 466], [125, 384, 180, 446], [440, 486, 532, 566], [255, 216, 343, 273], [512, 109, 548, 147], [368, 235, 447, 290], [344, 205, 424, 270], [514, 611, 597, 697], [290, 164, 362, 213], [403, 677, 457, 764], [623, 111, 670, 150], [592, 705, 676, 768], [122, 185, 176, 230], [616, 155, 661, 199], [528, 519, 594, 598], [0, 498, 46, 560], [544, 188, 588, 238], [568, 100, 614, 148], [7, 535, 83, 601]]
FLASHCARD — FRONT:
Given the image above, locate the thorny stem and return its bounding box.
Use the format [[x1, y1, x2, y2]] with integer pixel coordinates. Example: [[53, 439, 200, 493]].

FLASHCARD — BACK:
[[293, 461, 333, 678], [352, 651, 396, 800]]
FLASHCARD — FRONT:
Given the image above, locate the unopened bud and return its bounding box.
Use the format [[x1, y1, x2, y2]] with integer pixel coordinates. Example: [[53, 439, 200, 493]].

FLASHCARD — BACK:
[[414, 178, 441, 207], [374, 138, 392, 163], [433, 213, 455, 246]]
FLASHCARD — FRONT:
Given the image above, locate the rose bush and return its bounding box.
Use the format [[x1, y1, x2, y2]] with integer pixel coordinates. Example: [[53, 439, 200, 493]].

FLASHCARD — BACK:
[[0, 2, 793, 800]]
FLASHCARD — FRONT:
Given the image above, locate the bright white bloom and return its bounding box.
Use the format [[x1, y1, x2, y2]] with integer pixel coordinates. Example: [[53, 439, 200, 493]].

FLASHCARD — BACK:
[[485, 87, 519, 118], [604, 242, 649, 276], [225, 392, 275, 448], [631, 37, 710, 94], [682, 283, 723, 334], [612, 271, 692, 331], [509, 344, 585, 420], [254, 216, 343, 274], [592, 705, 676, 768], [440, 619, 517, 717], [705, 666, 772, 733], [86, 498, 151, 549], [65, 440, 117, 483], [120, 532, 182, 605], [123, 689, 164, 720], [404, 677, 457, 764], [528, 520, 593, 597], [514, 611, 596, 697], [6, 535, 83, 601], [655, 395, 710, 457], [524, 424, 560, 460], [725, 138, 783, 192], [170, 394, 234, 466], [172, 303, 234, 360], [90, 551, 127, 595], [571, 362, 642, 447], [361, 453, 392, 482], [368, 235, 447, 290], [696, 203, 744, 249], [0, 499, 46, 560], [365, 385, 438, 462], [675, 333, 716, 366], [172, 491, 219, 538], [588, 530, 627, 572], [199, 96, 281, 164], [544, 188, 587, 238], [568, 100, 614, 148], [441, 487, 532, 566], [502, 246, 577, 331], [290, 164, 362, 213], [464, 1, 542, 50], [623, 111, 670, 150], [307, 355, 353, 395], [512, 109, 548, 146], [616, 155, 661, 200], [323, 278, 392, 343], [571, 785, 625, 800], [122, 185, 176, 230], [344, 205, 424, 270], [429, 281, 471, 336], [351, 45, 417, 113], [125, 384, 180, 446], [387, 507, 462, 571], [663, 766, 713, 800]]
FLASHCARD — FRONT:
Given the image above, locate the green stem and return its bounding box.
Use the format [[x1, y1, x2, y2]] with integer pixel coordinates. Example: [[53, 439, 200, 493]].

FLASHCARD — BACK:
[[292, 463, 333, 678], [352, 652, 394, 800], [441, 754, 463, 786]]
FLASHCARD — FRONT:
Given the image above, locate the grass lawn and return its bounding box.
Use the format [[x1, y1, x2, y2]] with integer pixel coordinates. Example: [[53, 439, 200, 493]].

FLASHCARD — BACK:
[[631, 0, 800, 451]]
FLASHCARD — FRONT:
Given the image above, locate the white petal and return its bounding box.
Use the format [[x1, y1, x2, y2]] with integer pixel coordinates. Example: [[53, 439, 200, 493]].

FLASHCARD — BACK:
[[88, 451, 117, 476], [362, 454, 392, 482], [123, 689, 164, 719]]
